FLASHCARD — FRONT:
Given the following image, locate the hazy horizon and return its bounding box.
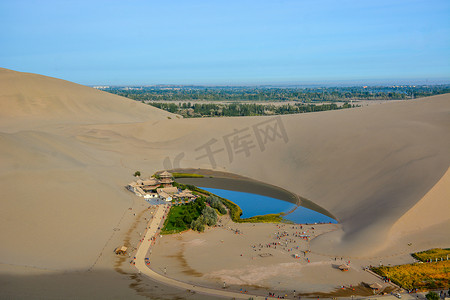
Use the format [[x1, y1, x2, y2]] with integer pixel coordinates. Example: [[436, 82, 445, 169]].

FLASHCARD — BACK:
[[88, 78, 450, 87]]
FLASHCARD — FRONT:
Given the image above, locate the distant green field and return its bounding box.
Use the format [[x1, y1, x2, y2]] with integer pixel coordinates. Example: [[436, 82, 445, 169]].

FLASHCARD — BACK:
[[412, 248, 450, 262]]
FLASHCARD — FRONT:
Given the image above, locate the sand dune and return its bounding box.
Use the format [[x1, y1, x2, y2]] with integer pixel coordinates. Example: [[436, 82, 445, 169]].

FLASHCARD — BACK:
[[387, 166, 450, 244], [0, 67, 176, 132], [0, 68, 449, 297]]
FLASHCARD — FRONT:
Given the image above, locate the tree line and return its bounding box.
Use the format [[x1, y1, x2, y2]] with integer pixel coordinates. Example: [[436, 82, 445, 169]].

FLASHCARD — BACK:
[[148, 101, 355, 117]]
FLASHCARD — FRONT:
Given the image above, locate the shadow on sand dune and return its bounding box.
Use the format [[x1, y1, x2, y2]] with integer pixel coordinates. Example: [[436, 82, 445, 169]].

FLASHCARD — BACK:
[[0, 270, 213, 300]]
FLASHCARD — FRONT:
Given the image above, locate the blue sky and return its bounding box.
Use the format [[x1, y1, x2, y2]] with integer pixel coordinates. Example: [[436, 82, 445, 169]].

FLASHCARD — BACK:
[[1, 0, 449, 85]]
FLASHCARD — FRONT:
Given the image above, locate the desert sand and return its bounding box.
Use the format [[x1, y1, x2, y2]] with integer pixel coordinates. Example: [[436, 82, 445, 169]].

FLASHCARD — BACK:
[[0, 68, 449, 299], [150, 216, 405, 298]]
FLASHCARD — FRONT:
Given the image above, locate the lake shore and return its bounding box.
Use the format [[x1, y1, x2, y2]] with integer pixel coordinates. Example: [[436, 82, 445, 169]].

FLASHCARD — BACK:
[[173, 168, 337, 219]]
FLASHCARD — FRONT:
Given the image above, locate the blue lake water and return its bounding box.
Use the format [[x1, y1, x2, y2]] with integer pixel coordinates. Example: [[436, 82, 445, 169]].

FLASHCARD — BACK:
[[200, 187, 337, 224]]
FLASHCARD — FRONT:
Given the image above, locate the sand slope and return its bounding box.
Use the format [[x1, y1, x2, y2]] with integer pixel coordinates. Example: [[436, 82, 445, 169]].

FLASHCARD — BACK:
[[0, 68, 449, 276], [387, 165, 450, 246], [0, 67, 176, 132]]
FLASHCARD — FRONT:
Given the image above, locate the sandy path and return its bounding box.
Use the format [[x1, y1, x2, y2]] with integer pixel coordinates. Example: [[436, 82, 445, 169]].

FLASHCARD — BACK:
[[134, 204, 266, 299]]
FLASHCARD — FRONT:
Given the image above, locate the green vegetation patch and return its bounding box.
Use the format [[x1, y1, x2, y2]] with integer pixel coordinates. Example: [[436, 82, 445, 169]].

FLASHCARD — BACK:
[[239, 213, 284, 223], [161, 196, 219, 234], [371, 249, 450, 291], [161, 199, 204, 234], [205, 195, 227, 215], [426, 292, 440, 300], [160, 205, 192, 234], [412, 248, 450, 262], [172, 172, 204, 178]]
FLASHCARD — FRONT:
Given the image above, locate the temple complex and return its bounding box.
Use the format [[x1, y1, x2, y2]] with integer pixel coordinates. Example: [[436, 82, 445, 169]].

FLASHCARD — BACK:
[[159, 171, 174, 187], [126, 171, 196, 202]]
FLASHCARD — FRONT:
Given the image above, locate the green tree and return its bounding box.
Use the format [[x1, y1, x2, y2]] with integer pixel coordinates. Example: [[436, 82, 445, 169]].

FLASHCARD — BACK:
[[134, 171, 141, 177], [190, 215, 205, 232], [183, 213, 193, 224], [426, 292, 439, 300], [174, 218, 184, 228], [206, 196, 226, 214], [202, 206, 217, 226]]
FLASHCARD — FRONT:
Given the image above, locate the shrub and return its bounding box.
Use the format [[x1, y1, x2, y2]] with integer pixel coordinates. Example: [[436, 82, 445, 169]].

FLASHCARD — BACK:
[[174, 218, 184, 228], [191, 215, 205, 232], [134, 171, 141, 177], [202, 206, 218, 226], [192, 197, 206, 214], [426, 292, 439, 300], [183, 213, 193, 224], [206, 195, 227, 214]]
